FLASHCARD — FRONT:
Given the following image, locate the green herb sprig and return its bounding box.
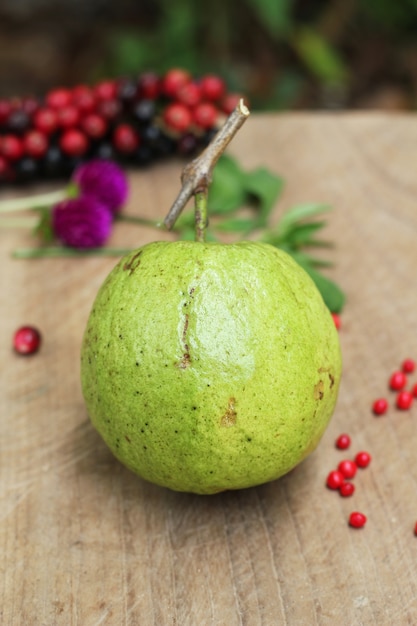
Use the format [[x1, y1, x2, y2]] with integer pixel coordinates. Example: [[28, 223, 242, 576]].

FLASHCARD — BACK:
[[3, 154, 345, 312], [174, 154, 345, 313]]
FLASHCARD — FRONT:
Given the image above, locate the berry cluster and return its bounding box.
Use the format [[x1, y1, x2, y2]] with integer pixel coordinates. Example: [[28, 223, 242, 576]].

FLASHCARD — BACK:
[[0, 68, 241, 185], [373, 358, 417, 414], [327, 357, 417, 533], [326, 435, 371, 528]]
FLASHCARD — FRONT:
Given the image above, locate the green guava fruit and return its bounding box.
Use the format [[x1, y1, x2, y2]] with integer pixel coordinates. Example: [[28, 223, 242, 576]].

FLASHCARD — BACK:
[[81, 240, 341, 494]]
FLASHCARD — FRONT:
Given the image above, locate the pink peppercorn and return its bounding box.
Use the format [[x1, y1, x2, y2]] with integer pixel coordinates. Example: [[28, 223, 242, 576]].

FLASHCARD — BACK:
[[389, 371, 407, 391], [338, 459, 357, 479], [396, 390, 413, 410], [326, 470, 345, 490], [340, 482, 355, 497], [331, 313, 341, 330], [402, 359, 415, 374], [372, 398, 388, 416], [355, 451, 371, 468], [335, 433, 351, 450], [13, 325, 42, 355], [349, 511, 367, 528]]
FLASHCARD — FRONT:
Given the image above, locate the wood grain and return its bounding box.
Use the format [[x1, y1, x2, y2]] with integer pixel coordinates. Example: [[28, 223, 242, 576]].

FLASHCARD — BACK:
[[2, 113, 417, 625]]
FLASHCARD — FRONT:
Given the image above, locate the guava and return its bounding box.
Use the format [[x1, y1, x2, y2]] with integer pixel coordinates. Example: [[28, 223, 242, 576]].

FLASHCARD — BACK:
[[81, 240, 341, 494]]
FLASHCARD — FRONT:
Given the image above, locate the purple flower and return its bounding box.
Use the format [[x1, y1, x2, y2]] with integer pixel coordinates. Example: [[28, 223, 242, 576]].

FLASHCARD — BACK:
[[52, 197, 113, 249], [72, 159, 129, 214]]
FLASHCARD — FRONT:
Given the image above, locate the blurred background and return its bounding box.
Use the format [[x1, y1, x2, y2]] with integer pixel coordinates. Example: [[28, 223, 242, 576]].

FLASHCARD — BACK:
[[2, 0, 417, 111]]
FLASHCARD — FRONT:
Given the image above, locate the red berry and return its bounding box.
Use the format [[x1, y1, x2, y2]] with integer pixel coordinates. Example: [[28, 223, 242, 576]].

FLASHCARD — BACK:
[[1, 134, 24, 161], [326, 470, 344, 490], [200, 74, 226, 101], [340, 482, 355, 497], [71, 85, 96, 114], [193, 102, 218, 129], [21, 96, 40, 117], [221, 93, 244, 115], [33, 108, 58, 135], [138, 72, 160, 99], [396, 390, 413, 410], [46, 87, 72, 109], [338, 459, 357, 479], [414, 521, 417, 536], [57, 105, 80, 129], [331, 312, 341, 330], [402, 358, 415, 374], [163, 102, 192, 133], [94, 80, 118, 101], [81, 113, 108, 139], [112, 124, 139, 154], [372, 397, 388, 416], [23, 130, 48, 159], [177, 82, 202, 108], [13, 326, 41, 355], [0, 99, 12, 125], [162, 68, 191, 98], [59, 129, 89, 157], [349, 511, 367, 528], [355, 451, 371, 468], [412, 384, 417, 398], [389, 370, 407, 391], [335, 433, 351, 450], [97, 98, 122, 121], [0, 155, 11, 180]]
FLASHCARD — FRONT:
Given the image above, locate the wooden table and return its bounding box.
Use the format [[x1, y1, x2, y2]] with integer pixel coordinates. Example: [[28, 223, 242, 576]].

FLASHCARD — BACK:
[[2, 113, 417, 625]]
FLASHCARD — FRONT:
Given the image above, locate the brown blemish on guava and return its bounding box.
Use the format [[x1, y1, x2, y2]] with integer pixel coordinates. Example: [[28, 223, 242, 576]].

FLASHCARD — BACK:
[[314, 380, 324, 400], [221, 397, 237, 427], [177, 353, 191, 369], [318, 366, 335, 389], [123, 250, 142, 274]]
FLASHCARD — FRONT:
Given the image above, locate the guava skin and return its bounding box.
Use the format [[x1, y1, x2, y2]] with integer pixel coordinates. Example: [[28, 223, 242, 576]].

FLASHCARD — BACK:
[[81, 241, 342, 494]]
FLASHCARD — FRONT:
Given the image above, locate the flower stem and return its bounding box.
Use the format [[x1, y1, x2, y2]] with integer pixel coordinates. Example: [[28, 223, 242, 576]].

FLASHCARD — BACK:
[[163, 99, 250, 237], [0, 188, 67, 213], [12, 246, 134, 259], [0, 217, 39, 229], [116, 214, 163, 229]]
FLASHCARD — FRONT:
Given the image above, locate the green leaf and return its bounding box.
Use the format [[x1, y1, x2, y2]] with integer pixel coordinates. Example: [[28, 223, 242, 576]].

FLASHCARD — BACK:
[[291, 254, 346, 313], [215, 218, 256, 234], [208, 155, 247, 214], [244, 167, 284, 226], [33, 208, 55, 244], [174, 210, 195, 230], [277, 203, 332, 239], [285, 221, 328, 246], [284, 249, 333, 268], [244, 0, 291, 37], [292, 27, 349, 85], [177, 227, 195, 241]]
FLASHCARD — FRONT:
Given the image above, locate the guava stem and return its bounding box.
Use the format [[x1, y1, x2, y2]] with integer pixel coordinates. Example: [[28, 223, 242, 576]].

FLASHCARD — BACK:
[[0, 188, 67, 213], [163, 98, 250, 232], [194, 189, 208, 242]]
